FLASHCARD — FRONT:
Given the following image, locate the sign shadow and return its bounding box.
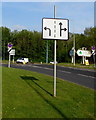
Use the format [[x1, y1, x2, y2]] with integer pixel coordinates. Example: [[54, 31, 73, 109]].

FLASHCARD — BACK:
[[20, 75, 68, 119], [20, 75, 52, 96]]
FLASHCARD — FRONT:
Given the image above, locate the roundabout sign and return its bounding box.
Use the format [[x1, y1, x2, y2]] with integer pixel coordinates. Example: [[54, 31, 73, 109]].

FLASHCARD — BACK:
[[77, 49, 92, 57]]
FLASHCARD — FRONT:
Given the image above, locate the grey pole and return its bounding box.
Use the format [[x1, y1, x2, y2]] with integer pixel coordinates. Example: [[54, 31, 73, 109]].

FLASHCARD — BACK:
[[13, 55, 14, 63], [8, 53, 11, 68], [73, 31, 75, 66], [93, 53, 95, 67], [54, 5, 56, 97], [3, 42, 5, 60], [46, 40, 48, 63]]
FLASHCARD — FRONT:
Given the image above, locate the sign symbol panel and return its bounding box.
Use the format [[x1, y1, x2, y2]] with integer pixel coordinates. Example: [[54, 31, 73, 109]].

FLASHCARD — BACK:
[[59, 22, 67, 37], [44, 27, 51, 36], [42, 18, 69, 40]]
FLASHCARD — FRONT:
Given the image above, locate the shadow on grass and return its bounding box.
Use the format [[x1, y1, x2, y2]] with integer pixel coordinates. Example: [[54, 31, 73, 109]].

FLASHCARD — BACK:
[[20, 75, 68, 119], [21, 76, 52, 96], [21, 76, 39, 81]]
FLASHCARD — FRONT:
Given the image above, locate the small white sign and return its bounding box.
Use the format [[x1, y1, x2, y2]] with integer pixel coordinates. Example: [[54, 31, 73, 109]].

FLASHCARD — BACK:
[[9, 49, 15, 55], [77, 50, 92, 57], [42, 18, 69, 40]]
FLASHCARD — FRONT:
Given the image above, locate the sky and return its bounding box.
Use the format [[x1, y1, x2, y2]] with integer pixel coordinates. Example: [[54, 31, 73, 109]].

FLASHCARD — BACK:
[[1, 1, 95, 34]]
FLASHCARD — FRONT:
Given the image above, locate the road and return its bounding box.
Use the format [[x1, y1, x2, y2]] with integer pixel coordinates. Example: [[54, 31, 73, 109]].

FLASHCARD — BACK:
[[1, 63, 96, 90]]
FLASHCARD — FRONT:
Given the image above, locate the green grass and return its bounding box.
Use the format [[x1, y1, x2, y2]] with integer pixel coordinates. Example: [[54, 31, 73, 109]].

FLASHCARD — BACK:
[[2, 66, 96, 119], [0, 66, 2, 119], [57, 63, 96, 70]]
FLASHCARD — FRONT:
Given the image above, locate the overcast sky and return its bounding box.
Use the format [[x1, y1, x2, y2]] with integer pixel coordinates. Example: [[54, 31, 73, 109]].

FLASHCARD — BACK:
[[1, 1, 95, 33]]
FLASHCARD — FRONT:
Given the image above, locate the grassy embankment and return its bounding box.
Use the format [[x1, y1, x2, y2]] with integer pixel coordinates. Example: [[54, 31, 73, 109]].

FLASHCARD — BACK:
[[2, 66, 96, 119], [57, 63, 96, 70]]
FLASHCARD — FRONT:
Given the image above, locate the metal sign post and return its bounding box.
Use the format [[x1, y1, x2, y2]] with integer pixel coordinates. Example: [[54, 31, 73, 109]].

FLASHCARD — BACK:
[[8, 53, 11, 68], [7, 42, 15, 68], [54, 5, 56, 97], [9, 49, 15, 63], [54, 39, 56, 97], [42, 6, 69, 97], [8, 43, 13, 68], [91, 46, 96, 67], [73, 34, 75, 66], [46, 40, 48, 63], [13, 55, 14, 63]]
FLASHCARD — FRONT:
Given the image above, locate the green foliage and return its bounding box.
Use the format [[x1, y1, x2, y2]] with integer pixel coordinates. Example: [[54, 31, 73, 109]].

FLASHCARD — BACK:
[[1, 26, 96, 63], [1, 27, 11, 60]]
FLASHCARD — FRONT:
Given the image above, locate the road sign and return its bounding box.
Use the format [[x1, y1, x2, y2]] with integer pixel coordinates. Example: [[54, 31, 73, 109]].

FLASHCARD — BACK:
[[42, 18, 69, 40], [9, 49, 15, 55], [8, 43, 13, 52], [69, 50, 74, 56], [77, 50, 92, 57], [91, 46, 95, 50], [92, 50, 95, 55], [91, 46, 95, 55], [8, 48, 12, 52], [8, 43, 13, 48]]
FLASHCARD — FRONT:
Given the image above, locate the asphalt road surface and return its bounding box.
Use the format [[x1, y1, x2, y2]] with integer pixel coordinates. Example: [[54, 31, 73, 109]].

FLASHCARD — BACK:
[[2, 63, 96, 90]]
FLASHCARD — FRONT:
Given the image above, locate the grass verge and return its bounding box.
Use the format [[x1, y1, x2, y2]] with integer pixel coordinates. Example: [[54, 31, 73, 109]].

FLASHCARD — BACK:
[[57, 63, 96, 70], [2, 66, 96, 119]]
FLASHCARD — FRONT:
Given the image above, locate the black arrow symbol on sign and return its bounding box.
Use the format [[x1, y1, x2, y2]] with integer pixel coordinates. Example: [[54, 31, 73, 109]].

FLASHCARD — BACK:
[[59, 22, 67, 37], [44, 27, 51, 36]]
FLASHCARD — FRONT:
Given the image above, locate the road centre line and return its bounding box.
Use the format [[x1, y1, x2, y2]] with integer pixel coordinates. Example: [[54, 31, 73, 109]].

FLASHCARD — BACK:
[[36, 66, 95, 78], [58, 70, 71, 74], [77, 74, 95, 79], [36, 66, 71, 73], [29, 65, 95, 78], [43, 67, 53, 70], [44, 67, 71, 73], [30, 65, 43, 69], [31, 65, 71, 73], [33, 65, 71, 73]]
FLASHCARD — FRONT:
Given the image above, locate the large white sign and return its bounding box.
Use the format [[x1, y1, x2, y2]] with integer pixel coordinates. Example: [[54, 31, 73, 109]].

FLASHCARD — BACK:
[[77, 50, 92, 57], [42, 18, 69, 40], [9, 49, 15, 55]]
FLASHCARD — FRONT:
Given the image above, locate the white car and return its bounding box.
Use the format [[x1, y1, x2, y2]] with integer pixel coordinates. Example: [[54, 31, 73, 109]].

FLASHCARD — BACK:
[[16, 58, 29, 64], [50, 61, 58, 64]]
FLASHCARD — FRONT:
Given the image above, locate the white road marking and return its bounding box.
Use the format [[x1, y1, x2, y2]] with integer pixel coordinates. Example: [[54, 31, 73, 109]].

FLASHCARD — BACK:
[[43, 67, 53, 70], [77, 74, 95, 79], [26, 65, 95, 78], [31, 65, 43, 69], [42, 66, 71, 73], [44, 68, 71, 73], [58, 70, 71, 74], [32, 65, 71, 73]]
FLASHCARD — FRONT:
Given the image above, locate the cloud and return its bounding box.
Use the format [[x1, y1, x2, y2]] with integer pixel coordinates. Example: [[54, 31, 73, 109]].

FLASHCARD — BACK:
[[12, 25, 28, 31], [10, 24, 41, 32]]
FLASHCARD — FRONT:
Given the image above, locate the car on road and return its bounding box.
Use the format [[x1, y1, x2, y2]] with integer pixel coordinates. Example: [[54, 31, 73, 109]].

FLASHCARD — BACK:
[[16, 58, 29, 64], [50, 61, 58, 64]]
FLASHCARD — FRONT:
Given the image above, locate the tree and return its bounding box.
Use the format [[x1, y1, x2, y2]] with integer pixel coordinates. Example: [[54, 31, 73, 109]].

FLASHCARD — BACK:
[[1, 26, 96, 63], [1, 27, 11, 60]]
